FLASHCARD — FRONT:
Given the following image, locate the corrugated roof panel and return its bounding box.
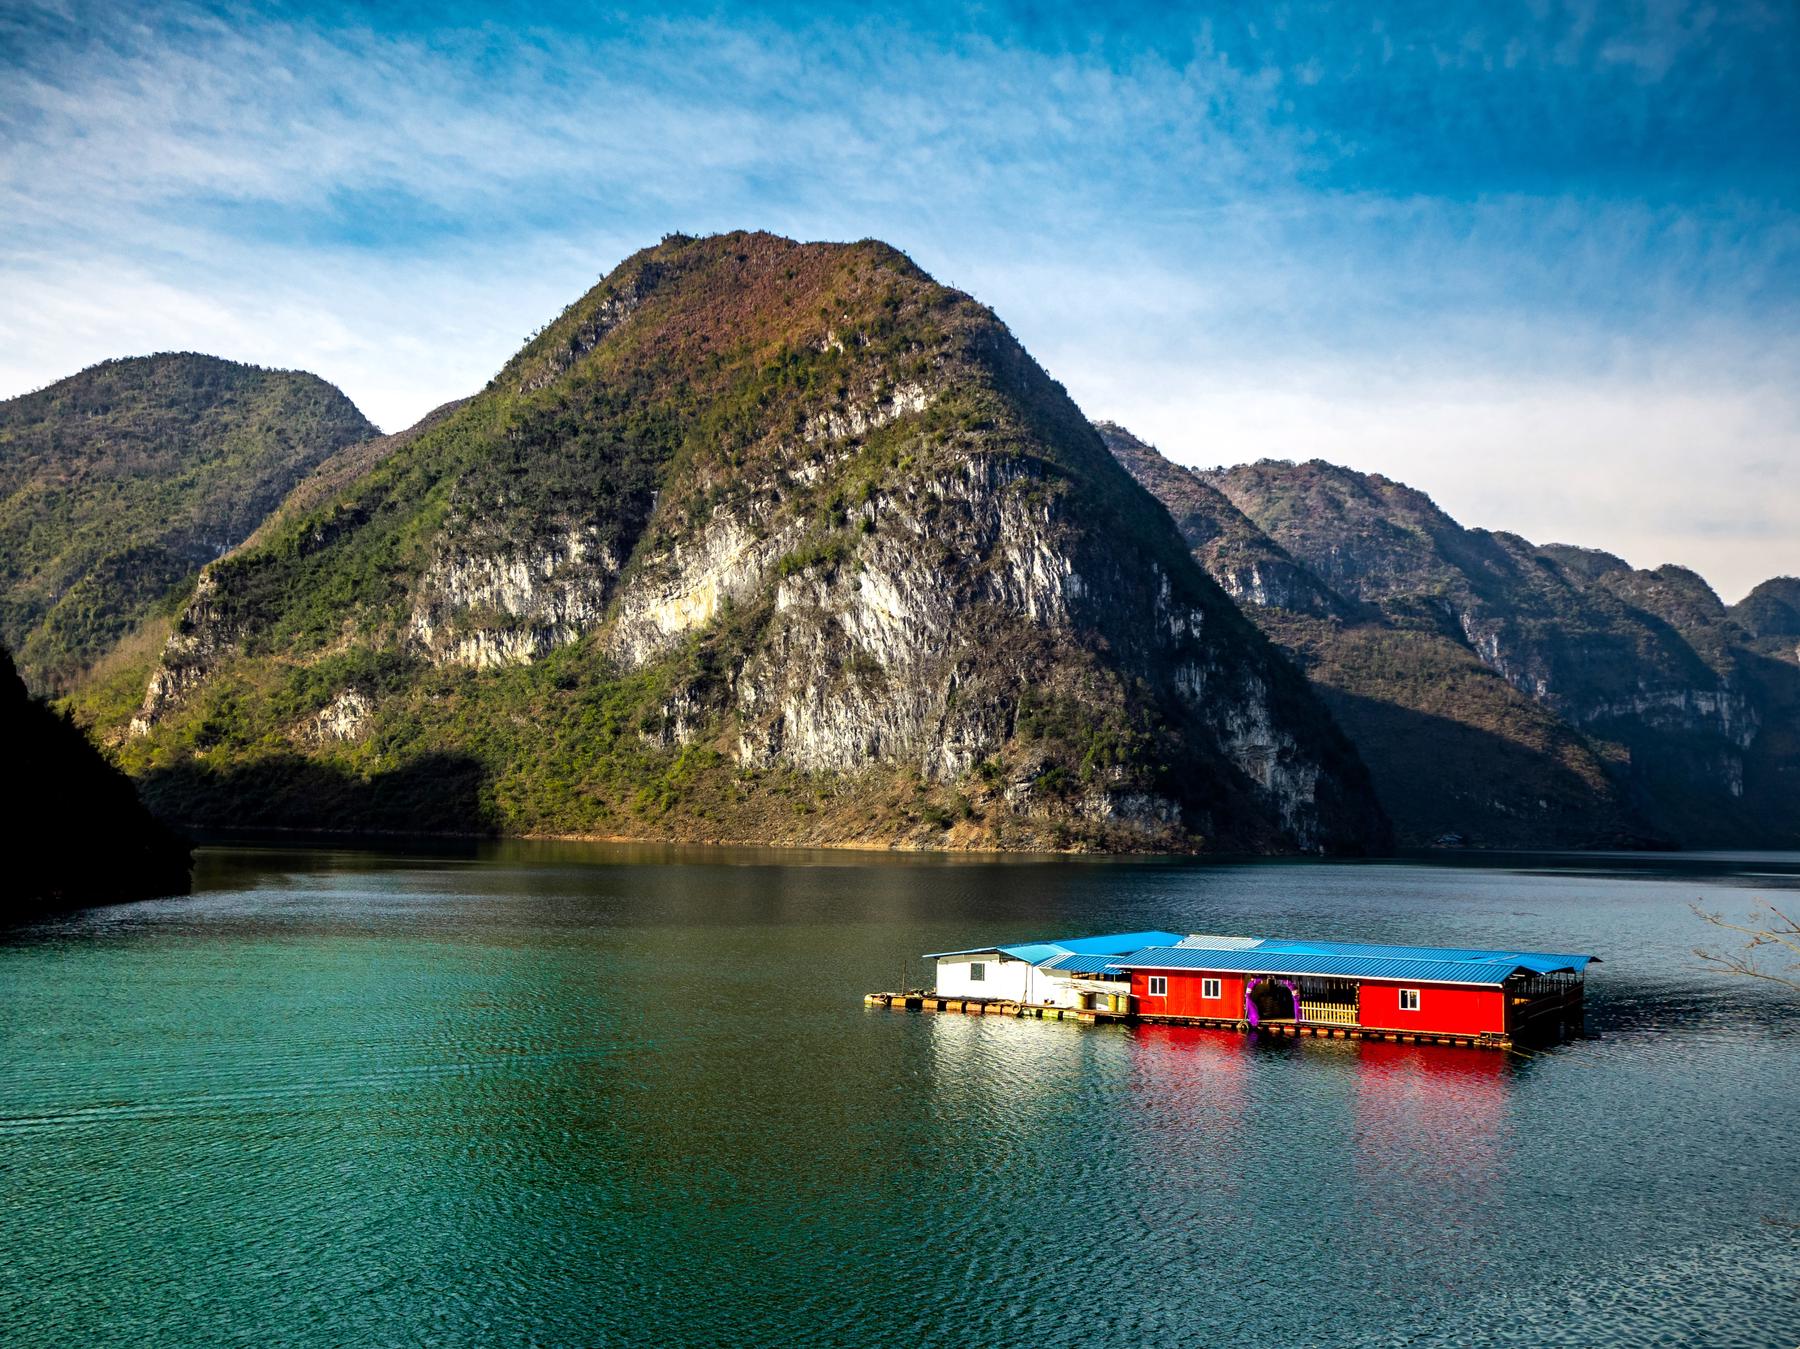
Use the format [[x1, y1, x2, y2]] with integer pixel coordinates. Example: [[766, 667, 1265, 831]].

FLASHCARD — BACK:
[[996, 942, 1070, 965], [1056, 930, 1184, 955], [1108, 947, 1531, 986], [1041, 952, 1131, 974], [921, 945, 1010, 960], [1175, 934, 1266, 950], [928, 932, 1597, 974], [1257, 938, 1596, 973], [923, 931, 1183, 964]]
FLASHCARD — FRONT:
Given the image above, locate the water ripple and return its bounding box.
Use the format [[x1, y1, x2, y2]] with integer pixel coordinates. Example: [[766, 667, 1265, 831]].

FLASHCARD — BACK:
[[1, 845, 1796, 1347]]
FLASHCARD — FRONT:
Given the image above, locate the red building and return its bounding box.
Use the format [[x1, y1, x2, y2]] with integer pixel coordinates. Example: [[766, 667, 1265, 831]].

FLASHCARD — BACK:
[[1110, 936, 1596, 1048]]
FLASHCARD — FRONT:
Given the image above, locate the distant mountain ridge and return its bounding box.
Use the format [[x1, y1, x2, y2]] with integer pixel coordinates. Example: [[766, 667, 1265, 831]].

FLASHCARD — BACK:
[[111, 233, 1387, 854], [1100, 423, 1800, 849], [23, 248, 1787, 856], [0, 353, 376, 693]]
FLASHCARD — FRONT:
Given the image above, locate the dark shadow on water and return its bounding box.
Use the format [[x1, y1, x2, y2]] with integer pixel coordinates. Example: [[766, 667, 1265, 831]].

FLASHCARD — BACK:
[[1399, 844, 1800, 890]]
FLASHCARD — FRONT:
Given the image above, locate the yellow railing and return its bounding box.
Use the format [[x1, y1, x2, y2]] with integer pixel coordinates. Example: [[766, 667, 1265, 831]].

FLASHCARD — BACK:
[[1299, 1001, 1358, 1025]]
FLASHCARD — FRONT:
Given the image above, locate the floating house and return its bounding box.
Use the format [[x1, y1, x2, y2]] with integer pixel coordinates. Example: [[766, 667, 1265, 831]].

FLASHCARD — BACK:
[[1114, 935, 1596, 1045], [878, 931, 1598, 1049]]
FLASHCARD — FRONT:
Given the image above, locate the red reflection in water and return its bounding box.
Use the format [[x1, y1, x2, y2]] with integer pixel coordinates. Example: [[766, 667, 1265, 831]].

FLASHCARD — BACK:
[[1350, 1040, 1515, 1271], [1121, 1022, 1259, 1203], [1129, 1021, 1257, 1106]]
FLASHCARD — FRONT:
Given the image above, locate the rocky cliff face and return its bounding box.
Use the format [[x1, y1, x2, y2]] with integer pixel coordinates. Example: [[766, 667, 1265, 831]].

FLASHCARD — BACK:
[[1095, 424, 1349, 619], [120, 233, 1386, 854], [1108, 435, 1800, 849]]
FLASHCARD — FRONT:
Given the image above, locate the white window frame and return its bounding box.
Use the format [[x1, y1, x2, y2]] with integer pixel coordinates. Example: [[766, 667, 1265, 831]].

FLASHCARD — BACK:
[[1147, 976, 1168, 997], [1201, 978, 1222, 1000], [969, 961, 987, 982], [1399, 988, 1421, 1012]]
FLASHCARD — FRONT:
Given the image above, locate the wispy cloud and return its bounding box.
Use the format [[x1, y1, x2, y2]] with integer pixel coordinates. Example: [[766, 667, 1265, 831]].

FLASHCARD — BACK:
[[1, 0, 1795, 598]]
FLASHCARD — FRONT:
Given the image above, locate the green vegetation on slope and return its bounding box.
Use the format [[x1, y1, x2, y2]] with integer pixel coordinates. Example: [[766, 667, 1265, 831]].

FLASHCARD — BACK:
[[0, 353, 377, 693], [116, 233, 1384, 854]]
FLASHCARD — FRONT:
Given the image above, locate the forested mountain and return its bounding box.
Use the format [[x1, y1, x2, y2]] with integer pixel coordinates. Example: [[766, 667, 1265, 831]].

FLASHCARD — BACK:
[[50, 244, 1783, 855], [1102, 423, 1800, 848], [0, 353, 377, 694], [110, 232, 1388, 854]]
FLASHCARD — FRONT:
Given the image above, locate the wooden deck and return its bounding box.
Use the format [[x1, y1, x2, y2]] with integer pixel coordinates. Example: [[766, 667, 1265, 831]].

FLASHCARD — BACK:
[[863, 991, 1523, 1049], [862, 992, 1131, 1024]]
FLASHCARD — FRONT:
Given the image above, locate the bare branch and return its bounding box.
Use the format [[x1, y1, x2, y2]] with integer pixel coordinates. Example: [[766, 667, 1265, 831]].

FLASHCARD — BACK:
[[1691, 901, 1800, 992]]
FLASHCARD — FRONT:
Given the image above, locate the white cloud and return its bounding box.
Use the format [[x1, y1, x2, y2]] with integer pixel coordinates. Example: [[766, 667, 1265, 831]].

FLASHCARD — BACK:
[[1061, 350, 1800, 603], [0, 235, 626, 431], [1, 0, 1795, 600]]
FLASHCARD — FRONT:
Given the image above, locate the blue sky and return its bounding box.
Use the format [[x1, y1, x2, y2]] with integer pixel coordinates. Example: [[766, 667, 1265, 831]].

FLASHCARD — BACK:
[[3, 0, 1797, 597]]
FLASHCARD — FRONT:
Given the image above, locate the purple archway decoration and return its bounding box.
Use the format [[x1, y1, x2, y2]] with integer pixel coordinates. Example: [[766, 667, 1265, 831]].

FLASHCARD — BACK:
[[1245, 976, 1301, 1029]]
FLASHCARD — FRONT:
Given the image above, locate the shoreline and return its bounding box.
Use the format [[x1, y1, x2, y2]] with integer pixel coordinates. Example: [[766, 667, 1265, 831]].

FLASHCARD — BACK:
[[175, 822, 1800, 866]]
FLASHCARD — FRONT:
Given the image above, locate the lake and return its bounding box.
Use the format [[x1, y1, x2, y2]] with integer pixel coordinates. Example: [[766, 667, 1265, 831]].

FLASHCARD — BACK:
[[3, 844, 1798, 1347]]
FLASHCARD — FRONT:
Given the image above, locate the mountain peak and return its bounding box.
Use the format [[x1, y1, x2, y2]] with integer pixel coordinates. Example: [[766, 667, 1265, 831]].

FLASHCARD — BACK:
[[1098, 425, 1351, 621], [118, 238, 1386, 855], [0, 353, 376, 692], [1734, 576, 1800, 640], [1121, 437, 1800, 849], [500, 232, 938, 398]]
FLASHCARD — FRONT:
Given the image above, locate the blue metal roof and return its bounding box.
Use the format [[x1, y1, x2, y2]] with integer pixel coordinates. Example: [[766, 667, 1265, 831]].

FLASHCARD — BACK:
[[921, 931, 1182, 964], [1052, 931, 1184, 956], [1254, 937, 1597, 974], [993, 942, 1068, 965], [1175, 934, 1266, 950], [1040, 952, 1133, 975], [1107, 947, 1534, 986], [925, 931, 1596, 981], [921, 942, 1038, 961]]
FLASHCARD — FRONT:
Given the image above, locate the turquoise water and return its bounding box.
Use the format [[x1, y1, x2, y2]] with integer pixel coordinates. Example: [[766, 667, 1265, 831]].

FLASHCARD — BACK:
[[3, 844, 1797, 1347]]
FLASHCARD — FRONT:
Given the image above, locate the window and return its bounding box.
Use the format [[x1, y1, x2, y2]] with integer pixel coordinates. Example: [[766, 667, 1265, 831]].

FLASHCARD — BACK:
[[1201, 978, 1222, 1000], [1399, 988, 1420, 1011], [970, 962, 987, 982], [1147, 976, 1168, 997]]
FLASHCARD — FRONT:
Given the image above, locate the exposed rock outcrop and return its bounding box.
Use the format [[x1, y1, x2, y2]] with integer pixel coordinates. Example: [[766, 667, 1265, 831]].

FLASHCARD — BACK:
[[409, 522, 620, 668], [130, 570, 244, 735], [121, 232, 1387, 854], [1106, 431, 1800, 849], [306, 688, 373, 743]]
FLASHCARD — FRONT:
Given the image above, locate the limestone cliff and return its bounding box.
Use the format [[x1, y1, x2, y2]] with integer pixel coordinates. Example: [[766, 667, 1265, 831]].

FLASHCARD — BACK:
[[120, 233, 1387, 854], [1106, 429, 1800, 849]]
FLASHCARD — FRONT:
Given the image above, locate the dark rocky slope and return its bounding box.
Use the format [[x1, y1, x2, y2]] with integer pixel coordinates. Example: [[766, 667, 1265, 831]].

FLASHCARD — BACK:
[[3, 642, 189, 919], [116, 233, 1387, 854], [1734, 577, 1800, 654], [0, 353, 377, 694], [1102, 424, 1800, 848]]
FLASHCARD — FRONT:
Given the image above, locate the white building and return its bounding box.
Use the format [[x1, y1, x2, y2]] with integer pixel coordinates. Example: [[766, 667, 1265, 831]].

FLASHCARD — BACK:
[[924, 931, 1183, 1009]]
